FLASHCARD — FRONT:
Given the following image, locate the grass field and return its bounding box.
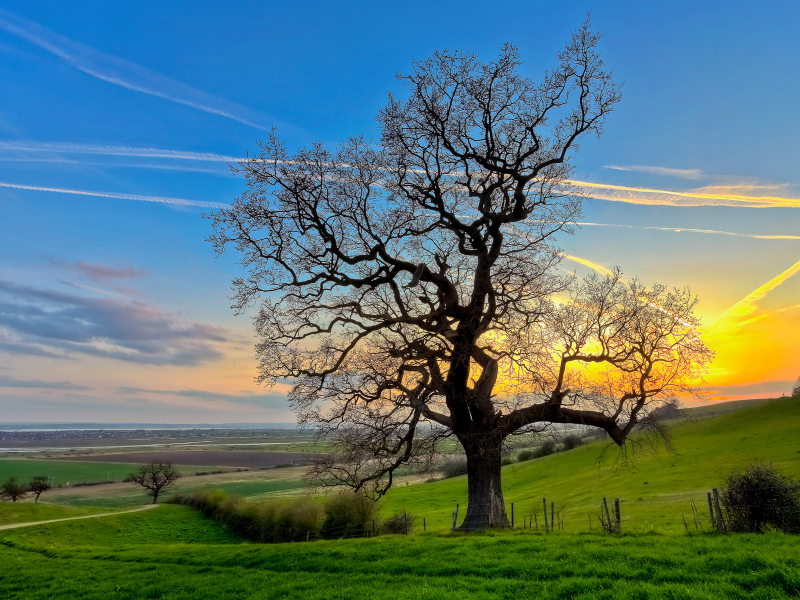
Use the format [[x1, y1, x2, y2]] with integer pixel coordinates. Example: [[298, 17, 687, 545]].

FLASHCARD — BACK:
[[1, 504, 798, 599], [0, 502, 122, 525], [381, 395, 800, 533]]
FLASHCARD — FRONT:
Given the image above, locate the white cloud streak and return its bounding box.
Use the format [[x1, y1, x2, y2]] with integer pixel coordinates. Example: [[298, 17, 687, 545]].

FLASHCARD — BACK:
[[576, 222, 800, 240], [604, 165, 704, 179], [0, 9, 282, 131], [0, 140, 239, 162], [0, 182, 226, 208]]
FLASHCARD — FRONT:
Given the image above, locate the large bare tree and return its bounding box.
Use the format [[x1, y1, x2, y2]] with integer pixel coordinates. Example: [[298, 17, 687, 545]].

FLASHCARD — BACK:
[[209, 20, 713, 530]]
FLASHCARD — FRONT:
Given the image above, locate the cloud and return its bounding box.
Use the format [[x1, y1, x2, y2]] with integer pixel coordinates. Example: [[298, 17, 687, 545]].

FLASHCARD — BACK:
[[0, 181, 226, 208], [0, 280, 227, 366], [62, 261, 146, 282], [604, 165, 704, 179], [704, 380, 794, 396], [117, 386, 286, 408], [560, 254, 614, 277], [575, 222, 800, 240], [0, 9, 284, 131], [711, 260, 800, 334], [0, 376, 90, 390], [0, 141, 238, 162], [571, 180, 800, 208]]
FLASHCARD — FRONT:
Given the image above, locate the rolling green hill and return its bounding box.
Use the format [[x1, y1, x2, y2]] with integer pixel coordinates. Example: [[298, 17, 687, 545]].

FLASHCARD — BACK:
[[1, 505, 798, 599], [382, 395, 800, 533]]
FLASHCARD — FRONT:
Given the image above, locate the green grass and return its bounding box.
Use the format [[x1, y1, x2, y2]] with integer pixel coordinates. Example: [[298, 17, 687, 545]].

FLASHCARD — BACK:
[[0, 502, 118, 525], [1, 505, 799, 599], [381, 395, 800, 533]]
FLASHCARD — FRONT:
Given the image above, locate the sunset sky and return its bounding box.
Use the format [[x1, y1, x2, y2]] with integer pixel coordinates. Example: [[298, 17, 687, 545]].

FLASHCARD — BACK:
[[1, 0, 798, 423]]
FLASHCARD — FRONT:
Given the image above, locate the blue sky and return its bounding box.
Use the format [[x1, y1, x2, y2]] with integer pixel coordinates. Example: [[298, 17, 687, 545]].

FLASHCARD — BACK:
[[1, 0, 798, 422]]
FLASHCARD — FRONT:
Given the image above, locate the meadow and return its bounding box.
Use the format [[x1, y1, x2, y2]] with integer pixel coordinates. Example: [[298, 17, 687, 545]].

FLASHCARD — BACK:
[[1, 504, 798, 599]]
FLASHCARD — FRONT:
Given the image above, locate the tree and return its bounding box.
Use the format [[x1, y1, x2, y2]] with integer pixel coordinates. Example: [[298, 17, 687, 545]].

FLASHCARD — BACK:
[[28, 476, 51, 503], [209, 19, 713, 530], [128, 462, 180, 504], [792, 376, 800, 397], [1, 477, 28, 502]]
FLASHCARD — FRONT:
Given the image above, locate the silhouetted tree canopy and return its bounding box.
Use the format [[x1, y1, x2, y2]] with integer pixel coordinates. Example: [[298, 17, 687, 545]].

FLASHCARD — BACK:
[[209, 18, 713, 530]]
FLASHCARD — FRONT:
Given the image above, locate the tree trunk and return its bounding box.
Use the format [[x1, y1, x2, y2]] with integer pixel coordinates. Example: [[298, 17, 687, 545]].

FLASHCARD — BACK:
[[458, 440, 510, 531], [152, 491, 158, 504]]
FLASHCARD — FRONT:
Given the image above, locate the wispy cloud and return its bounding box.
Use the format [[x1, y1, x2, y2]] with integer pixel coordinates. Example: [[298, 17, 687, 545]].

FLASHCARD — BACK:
[[711, 260, 800, 334], [576, 222, 800, 240], [117, 386, 286, 408], [0, 376, 90, 390], [604, 165, 704, 179], [0, 181, 226, 208], [0, 9, 285, 131], [0, 141, 238, 162], [560, 254, 614, 277], [571, 180, 800, 208], [0, 279, 228, 366]]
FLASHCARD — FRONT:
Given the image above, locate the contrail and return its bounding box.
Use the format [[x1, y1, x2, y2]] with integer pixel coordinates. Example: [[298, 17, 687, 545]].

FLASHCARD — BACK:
[[0, 9, 284, 131], [571, 180, 800, 209], [604, 165, 703, 180], [0, 141, 238, 162], [712, 259, 800, 334], [576, 222, 800, 240], [709, 303, 800, 336], [0, 182, 226, 208], [560, 254, 614, 277]]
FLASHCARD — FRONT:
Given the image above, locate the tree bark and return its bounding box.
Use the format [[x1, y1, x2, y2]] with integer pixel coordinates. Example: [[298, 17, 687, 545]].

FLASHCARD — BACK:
[[459, 439, 510, 531]]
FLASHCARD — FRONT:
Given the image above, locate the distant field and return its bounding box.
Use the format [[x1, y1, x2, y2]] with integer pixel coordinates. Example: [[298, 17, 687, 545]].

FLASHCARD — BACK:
[[49, 450, 312, 468], [1, 505, 798, 599], [381, 395, 800, 533], [0, 503, 119, 526]]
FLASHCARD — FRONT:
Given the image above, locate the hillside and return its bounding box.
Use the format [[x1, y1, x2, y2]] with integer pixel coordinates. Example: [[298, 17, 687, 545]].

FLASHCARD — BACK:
[[1, 504, 798, 599], [382, 395, 800, 533]]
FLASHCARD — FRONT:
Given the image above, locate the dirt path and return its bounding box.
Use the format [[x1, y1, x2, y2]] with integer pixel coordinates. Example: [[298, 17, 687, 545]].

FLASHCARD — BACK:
[[0, 503, 161, 531]]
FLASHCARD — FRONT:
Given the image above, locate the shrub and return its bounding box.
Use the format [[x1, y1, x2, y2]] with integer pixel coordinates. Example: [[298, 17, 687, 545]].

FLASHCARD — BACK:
[[321, 491, 381, 539], [720, 463, 800, 533], [501, 456, 514, 466], [517, 449, 536, 462], [533, 440, 557, 458], [382, 510, 416, 535], [562, 434, 584, 451], [439, 457, 468, 479], [172, 490, 323, 543]]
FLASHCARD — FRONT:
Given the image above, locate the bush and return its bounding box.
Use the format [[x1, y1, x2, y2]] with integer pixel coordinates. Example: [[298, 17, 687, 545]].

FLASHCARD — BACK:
[[321, 491, 381, 539], [172, 490, 323, 543], [382, 510, 416, 535], [720, 463, 800, 533], [534, 440, 556, 458], [439, 457, 468, 479], [517, 449, 536, 462], [562, 434, 584, 451], [501, 456, 514, 466]]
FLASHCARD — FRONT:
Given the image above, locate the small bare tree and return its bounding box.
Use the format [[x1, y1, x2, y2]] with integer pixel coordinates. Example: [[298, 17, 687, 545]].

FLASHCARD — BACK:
[[28, 476, 51, 503], [129, 462, 180, 504], [1, 477, 28, 502], [209, 18, 713, 530], [792, 376, 800, 397]]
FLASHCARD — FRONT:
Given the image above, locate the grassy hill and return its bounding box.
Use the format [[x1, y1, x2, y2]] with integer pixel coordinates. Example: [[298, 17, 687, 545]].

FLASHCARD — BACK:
[[1, 504, 798, 599], [381, 395, 800, 533]]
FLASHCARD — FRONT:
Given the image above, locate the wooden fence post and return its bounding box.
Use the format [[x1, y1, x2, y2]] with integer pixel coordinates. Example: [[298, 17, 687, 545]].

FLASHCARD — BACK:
[[614, 498, 621, 533], [543, 498, 549, 533], [423, 517, 426, 532], [603, 497, 612, 533], [713, 488, 723, 532], [551, 501, 555, 531], [451, 504, 459, 532], [707, 492, 714, 526], [511, 503, 514, 529]]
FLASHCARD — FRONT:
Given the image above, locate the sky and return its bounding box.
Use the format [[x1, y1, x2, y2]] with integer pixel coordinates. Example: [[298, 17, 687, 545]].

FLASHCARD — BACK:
[[0, 0, 798, 423]]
